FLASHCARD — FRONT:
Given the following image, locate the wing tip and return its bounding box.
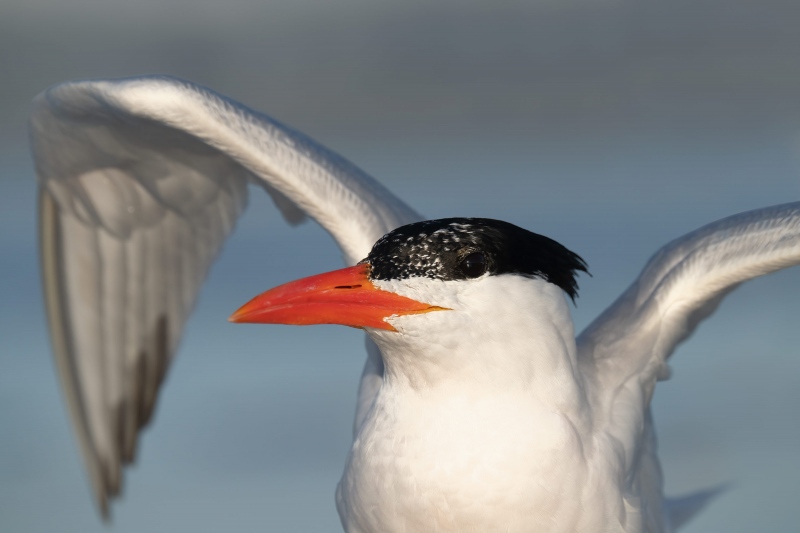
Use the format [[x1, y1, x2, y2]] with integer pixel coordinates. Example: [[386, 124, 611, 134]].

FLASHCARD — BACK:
[[39, 186, 129, 522]]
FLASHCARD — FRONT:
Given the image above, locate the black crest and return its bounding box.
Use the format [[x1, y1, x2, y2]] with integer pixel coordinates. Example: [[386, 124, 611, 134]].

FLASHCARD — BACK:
[[363, 218, 588, 301]]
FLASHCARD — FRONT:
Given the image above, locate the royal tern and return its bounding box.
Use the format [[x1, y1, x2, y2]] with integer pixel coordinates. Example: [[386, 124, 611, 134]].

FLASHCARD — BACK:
[[29, 76, 800, 532]]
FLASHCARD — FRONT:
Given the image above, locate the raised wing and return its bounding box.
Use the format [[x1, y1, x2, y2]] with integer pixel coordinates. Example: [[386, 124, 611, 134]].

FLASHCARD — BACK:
[[576, 202, 800, 461], [30, 76, 420, 516]]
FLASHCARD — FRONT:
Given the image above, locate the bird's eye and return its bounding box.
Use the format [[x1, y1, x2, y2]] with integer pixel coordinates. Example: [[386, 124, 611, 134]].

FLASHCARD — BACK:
[[459, 252, 487, 278]]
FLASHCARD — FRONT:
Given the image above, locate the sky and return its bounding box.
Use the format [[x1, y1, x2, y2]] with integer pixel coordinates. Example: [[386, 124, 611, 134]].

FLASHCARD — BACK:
[[2, 1, 800, 531]]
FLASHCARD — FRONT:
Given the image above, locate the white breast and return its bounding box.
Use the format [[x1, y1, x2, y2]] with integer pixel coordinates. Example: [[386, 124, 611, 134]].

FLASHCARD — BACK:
[[336, 275, 633, 533]]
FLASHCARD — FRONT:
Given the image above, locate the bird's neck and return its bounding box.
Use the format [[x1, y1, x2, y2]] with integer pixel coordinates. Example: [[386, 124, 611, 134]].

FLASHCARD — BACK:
[[344, 280, 598, 532], [370, 277, 588, 415]]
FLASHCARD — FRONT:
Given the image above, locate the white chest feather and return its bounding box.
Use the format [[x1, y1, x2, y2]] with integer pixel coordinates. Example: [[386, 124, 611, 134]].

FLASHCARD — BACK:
[[338, 389, 604, 533]]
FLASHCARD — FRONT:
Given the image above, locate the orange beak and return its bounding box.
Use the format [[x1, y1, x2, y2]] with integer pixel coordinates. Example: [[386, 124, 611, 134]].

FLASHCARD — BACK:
[[229, 264, 446, 331]]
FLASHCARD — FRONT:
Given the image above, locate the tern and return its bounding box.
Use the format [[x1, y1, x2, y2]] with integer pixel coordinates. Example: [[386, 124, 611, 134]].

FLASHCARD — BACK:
[[30, 76, 800, 532]]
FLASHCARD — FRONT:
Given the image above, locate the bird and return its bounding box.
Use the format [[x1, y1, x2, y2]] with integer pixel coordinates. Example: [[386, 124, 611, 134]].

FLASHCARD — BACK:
[[29, 75, 800, 532]]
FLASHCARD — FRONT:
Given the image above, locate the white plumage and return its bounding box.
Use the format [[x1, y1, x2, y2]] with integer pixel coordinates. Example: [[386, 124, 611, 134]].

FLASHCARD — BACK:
[[29, 76, 800, 531]]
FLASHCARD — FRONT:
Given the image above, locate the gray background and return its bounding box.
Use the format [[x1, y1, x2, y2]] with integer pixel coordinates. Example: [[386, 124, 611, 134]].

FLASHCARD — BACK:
[[2, 0, 799, 531]]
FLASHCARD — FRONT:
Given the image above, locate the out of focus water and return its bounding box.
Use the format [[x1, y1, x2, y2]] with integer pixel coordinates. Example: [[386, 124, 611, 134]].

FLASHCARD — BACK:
[[3, 0, 800, 530], [2, 134, 799, 531]]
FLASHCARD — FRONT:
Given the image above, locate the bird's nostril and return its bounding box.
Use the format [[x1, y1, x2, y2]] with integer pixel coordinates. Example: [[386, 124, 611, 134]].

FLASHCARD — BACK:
[[335, 284, 362, 289]]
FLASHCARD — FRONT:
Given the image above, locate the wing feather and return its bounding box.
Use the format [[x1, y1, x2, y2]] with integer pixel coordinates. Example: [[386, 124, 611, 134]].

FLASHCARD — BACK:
[[30, 75, 420, 514], [577, 202, 800, 471]]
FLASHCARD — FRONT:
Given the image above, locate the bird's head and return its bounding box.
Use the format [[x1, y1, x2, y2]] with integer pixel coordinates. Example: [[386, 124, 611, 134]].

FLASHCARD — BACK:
[[230, 219, 587, 358]]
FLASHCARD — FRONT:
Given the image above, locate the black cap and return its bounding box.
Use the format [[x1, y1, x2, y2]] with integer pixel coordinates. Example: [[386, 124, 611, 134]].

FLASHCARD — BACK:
[[362, 218, 588, 301]]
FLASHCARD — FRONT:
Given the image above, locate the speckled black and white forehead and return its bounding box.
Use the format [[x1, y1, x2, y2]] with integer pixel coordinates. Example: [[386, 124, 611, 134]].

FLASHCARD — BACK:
[[362, 218, 588, 300]]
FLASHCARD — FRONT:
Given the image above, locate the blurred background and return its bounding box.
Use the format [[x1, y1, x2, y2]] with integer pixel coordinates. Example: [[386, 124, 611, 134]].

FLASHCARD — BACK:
[[2, 0, 800, 531]]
